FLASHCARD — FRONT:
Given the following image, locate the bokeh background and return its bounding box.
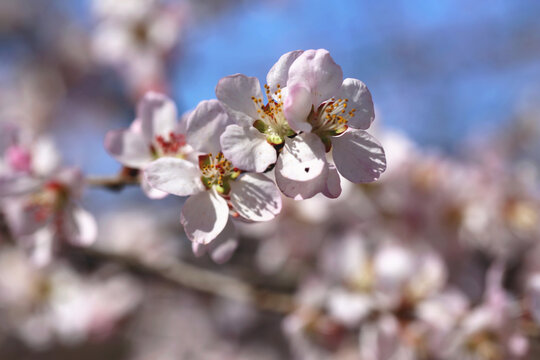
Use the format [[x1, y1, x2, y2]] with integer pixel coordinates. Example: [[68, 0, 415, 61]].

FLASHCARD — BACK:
[[1, 0, 540, 359]]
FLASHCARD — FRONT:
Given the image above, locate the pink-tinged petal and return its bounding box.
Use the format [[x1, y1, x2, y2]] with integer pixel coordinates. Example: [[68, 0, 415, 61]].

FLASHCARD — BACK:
[[322, 163, 342, 198], [338, 78, 375, 130], [230, 173, 282, 222], [191, 218, 238, 264], [186, 99, 232, 155], [332, 130, 386, 183], [141, 174, 168, 199], [528, 274, 540, 325], [65, 205, 98, 246], [266, 50, 304, 93], [0, 176, 41, 197], [180, 188, 229, 244], [220, 125, 276, 172], [283, 83, 313, 133], [275, 134, 329, 200], [287, 49, 343, 106], [215, 74, 262, 120], [138, 92, 178, 142], [144, 158, 204, 197], [104, 129, 153, 168]]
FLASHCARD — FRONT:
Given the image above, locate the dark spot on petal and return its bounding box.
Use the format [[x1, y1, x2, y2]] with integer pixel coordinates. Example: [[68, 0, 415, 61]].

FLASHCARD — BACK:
[[304, 167, 309, 173]]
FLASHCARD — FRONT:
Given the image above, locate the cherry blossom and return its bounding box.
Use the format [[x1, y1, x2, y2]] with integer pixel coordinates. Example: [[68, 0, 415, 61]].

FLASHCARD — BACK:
[[105, 92, 193, 198], [217, 49, 386, 200], [145, 99, 282, 250], [3, 168, 97, 266]]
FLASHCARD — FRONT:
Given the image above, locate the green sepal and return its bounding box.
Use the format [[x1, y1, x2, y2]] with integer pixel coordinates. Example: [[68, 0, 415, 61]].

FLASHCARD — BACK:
[[198, 154, 211, 169], [321, 136, 333, 153], [253, 119, 268, 134], [215, 181, 231, 195], [266, 133, 284, 145], [201, 176, 213, 190]]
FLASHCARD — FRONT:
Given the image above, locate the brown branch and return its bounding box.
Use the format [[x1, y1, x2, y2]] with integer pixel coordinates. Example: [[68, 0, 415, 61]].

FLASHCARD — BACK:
[[85, 175, 140, 190], [73, 246, 295, 314]]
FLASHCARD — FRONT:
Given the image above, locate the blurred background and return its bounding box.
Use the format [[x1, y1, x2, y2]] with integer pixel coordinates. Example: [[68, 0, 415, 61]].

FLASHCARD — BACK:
[[1, 0, 540, 359]]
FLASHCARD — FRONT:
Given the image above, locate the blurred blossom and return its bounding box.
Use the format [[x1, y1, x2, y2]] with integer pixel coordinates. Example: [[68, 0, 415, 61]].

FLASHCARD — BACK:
[[91, 0, 187, 96], [0, 248, 141, 349]]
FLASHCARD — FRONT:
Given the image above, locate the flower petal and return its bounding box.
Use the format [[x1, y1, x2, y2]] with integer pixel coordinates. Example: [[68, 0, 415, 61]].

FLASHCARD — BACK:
[[181, 188, 229, 245], [138, 92, 178, 142], [338, 78, 375, 130], [64, 205, 98, 246], [220, 125, 276, 172], [141, 174, 168, 199], [322, 163, 342, 199], [192, 218, 238, 264], [144, 157, 204, 196], [215, 74, 262, 121], [287, 49, 343, 106], [230, 173, 282, 222], [104, 128, 153, 168], [186, 99, 232, 155], [275, 134, 329, 200], [277, 134, 326, 181], [266, 50, 304, 93], [332, 130, 386, 183], [283, 83, 313, 133]]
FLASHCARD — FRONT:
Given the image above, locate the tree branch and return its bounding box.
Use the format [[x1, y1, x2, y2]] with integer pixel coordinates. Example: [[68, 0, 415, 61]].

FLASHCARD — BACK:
[[72, 245, 295, 314]]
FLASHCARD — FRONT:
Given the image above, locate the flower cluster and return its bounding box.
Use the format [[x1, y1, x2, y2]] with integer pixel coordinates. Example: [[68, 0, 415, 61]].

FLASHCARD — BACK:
[[105, 49, 387, 262]]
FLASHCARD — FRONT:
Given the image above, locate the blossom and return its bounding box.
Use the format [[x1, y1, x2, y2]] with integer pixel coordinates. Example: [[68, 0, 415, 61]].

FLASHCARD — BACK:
[[105, 92, 193, 198], [0, 122, 60, 197], [145, 99, 282, 251], [3, 168, 97, 266], [91, 0, 185, 94], [217, 49, 386, 199]]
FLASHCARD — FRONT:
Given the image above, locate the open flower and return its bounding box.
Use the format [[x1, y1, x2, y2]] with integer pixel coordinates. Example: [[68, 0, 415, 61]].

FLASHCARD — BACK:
[[216, 49, 385, 200], [3, 168, 97, 266], [145, 100, 282, 253], [105, 92, 193, 198], [0, 122, 60, 197], [281, 49, 387, 185]]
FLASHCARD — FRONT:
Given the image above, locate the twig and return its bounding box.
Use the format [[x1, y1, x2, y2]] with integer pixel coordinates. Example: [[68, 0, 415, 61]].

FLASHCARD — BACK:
[[85, 175, 140, 190], [74, 246, 295, 314]]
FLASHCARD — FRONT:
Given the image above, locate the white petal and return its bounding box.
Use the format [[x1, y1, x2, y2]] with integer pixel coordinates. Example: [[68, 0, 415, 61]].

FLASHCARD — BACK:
[[230, 173, 282, 222], [275, 134, 328, 200], [322, 163, 342, 198], [144, 158, 204, 197], [277, 134, 326, 182], [180, 188, 229, 244], [266, 50, 304, 93], [104, 128, 153, 168], [215, 74, 262, 120], [208, 218, 238, 264], [31, 137, 61, 177], [65, 206, 98, 246], [287, 49, 343, 106], [338, 78, 375, 130], [141, 174, 168, 199], [283, 83, 313, 133], [328, 289, 373, 328], [220, 125, 276, 172], [332, 130, 386, 183], [186, 99, 232, 155], [191, 218, 238, 264], [138, 92, 178, 142]]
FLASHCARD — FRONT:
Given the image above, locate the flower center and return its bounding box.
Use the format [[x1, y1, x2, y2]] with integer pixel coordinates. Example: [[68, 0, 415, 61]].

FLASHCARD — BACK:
[[26, 181, 68, 223], [153, 132, 187, 158], [199, 152, 240, 195], [251, 84, 295, 145], [310, 98, 355, 136]]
